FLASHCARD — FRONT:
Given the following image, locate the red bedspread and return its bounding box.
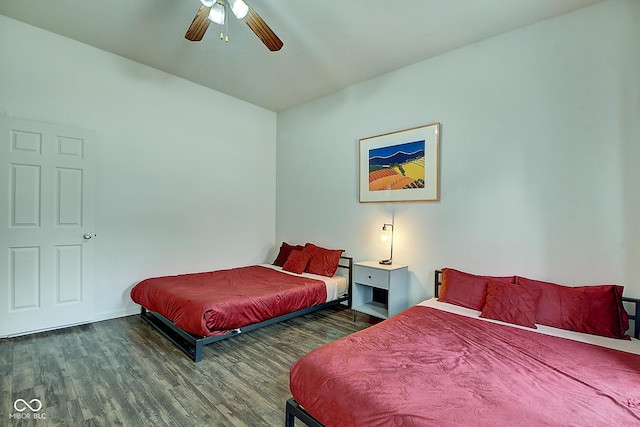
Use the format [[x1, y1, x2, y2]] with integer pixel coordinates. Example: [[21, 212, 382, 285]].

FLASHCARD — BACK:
[[290, 305, 640, 426], [131, 265, 327, 337]]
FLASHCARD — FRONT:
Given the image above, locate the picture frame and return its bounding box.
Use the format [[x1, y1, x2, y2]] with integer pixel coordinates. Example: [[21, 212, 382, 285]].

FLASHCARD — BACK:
[[359, 122, 440, 203]]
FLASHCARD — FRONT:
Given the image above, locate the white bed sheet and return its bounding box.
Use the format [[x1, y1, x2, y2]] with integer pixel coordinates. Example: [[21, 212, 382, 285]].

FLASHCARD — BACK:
[[260, 264, 347, 302], [420, 297, 640, 355]]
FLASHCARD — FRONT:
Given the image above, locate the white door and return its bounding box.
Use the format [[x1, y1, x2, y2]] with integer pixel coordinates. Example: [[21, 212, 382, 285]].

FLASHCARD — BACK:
[[0, 117, 95, 337]]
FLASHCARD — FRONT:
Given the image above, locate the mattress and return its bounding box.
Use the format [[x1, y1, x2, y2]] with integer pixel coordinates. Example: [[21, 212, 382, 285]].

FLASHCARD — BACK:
[[260, 263, 349, 302], [290, 300, 640, 426], [131, 265, 339, 337]]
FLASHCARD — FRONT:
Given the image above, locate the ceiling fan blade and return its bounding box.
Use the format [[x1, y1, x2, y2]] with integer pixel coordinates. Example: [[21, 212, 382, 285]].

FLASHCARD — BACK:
[[185, 5, 211, 41], [244, 6, 283, 51]]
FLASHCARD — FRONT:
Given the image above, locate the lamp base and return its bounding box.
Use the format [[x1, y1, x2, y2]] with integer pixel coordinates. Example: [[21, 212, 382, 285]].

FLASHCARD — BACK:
[[379, 259, 392, 265]]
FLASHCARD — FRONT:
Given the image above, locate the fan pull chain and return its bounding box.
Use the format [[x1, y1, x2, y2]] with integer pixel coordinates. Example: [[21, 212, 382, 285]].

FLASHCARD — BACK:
[[220, 1, 229, 43], [224, 2, 229, 43]]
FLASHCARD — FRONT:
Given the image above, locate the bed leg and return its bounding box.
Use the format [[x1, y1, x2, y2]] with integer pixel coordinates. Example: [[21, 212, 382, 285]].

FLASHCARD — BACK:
[[194, 341, 203, 363], [286, 398, 324, 427], [285, 400, 295, 427]]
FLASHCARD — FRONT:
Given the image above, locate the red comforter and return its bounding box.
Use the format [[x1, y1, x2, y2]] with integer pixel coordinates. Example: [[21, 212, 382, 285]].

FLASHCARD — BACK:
[[290, 305, 640, 426], [131, 265, 327, 337]]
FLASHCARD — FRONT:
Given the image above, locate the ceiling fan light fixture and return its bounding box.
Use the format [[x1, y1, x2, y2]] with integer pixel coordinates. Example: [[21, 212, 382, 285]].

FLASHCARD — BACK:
[[208, 2, 225, 25], [229, 0, 249, 19], [185, 0, 282, 50]]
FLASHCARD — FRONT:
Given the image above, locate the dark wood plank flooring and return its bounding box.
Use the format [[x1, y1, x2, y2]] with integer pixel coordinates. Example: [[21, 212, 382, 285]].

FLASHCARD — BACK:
[[1, 307, 377, 426]]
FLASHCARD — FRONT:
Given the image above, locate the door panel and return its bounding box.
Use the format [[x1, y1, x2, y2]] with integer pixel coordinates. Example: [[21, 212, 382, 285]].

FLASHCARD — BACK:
[[56, 244, 82, 303], [57, 167, 83, 226], [9, 246, 40, 309], [1, 117, 95, 337], [11, 163, 41, 227]]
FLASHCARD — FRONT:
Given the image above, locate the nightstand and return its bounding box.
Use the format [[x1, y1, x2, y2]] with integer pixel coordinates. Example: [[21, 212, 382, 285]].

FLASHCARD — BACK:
[[352, 261, 408, 320]]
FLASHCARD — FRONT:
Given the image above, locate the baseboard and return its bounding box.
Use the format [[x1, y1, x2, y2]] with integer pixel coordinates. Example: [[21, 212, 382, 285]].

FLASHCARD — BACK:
[[92, 307, 140, 323], [3, 320, 92, 338], [0, 307, 141, 339]]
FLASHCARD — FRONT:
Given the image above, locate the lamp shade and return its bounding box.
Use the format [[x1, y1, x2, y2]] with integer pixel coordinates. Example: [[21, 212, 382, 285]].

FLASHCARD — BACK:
[[229, 0, 249, 19], [208, 2, 225, 25], [380, 223, 394, 265]]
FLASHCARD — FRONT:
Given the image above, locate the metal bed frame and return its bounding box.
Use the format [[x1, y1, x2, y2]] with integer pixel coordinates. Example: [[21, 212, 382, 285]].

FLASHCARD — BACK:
[[139, 256, 353, 363], [285, 269, 640, 427], [285, 398, 323, 427]]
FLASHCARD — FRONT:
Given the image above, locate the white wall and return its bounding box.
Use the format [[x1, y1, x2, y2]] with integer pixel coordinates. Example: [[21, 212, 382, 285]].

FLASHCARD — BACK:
[[276, 0, 640, 303], [2, 0, 638, 325], [0, 15, 277, 320]]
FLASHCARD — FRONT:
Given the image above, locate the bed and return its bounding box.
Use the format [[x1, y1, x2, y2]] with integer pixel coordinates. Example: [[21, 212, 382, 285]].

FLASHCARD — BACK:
[[130, 243, 352, 362], [286, 268, 640, 427]]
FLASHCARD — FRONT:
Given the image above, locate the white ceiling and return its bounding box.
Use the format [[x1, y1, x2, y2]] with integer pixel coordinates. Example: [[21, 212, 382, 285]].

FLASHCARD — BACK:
[[0, 0, 602, 112]]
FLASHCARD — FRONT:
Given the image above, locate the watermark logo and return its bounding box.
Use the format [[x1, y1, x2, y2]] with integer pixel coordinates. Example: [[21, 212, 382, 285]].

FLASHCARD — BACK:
[[9, 398, 46, 420], [14, 399, 42, 412]]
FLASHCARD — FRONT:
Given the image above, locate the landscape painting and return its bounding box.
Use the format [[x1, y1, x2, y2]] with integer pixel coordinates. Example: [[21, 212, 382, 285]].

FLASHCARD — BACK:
[[368, 140, 425, 191], [359, 123, 440, 203]]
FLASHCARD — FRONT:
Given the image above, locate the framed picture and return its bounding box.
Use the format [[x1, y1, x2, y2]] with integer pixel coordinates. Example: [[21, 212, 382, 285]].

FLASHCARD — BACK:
[[359, 122, 440, 203]]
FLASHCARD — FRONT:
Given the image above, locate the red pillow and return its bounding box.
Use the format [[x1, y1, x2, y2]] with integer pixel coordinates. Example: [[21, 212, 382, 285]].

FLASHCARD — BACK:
[[480, 281, 542, 328], [273, 242, 304, 267], [282, 250, 311, 274], [303, 243, 344, 277], [517, 276, 629, 339], [438, 268, 515, 311]]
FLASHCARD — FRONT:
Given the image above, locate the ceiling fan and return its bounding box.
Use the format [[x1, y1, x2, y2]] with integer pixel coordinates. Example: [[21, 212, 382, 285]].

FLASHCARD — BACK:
[[185, 0, 283, 51]]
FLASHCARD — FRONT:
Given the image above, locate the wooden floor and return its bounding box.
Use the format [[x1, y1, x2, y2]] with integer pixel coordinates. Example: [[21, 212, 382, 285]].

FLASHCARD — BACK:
[[1, 307, 377, 426]]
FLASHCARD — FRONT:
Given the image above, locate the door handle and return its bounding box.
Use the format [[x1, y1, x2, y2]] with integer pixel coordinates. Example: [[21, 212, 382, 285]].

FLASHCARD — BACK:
[[83, 233, 95, 240]]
